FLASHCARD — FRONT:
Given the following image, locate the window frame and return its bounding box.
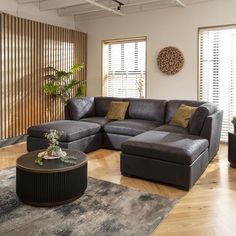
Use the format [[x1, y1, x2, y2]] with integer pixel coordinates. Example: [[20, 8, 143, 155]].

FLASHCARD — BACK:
[[101, 36, 147, 98], [198, 24, 236, 142], [197, 24, 236, 101]]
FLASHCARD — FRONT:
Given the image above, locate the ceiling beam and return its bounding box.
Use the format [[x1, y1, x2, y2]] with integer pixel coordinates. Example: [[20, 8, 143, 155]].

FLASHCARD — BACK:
[[85, 0, 124, 16], [39, 0, 85, 11], [17, 0, 39, 3], [175, 0, 186, 7], [59, 0, 162, 16], [113, 0, 162, 8]]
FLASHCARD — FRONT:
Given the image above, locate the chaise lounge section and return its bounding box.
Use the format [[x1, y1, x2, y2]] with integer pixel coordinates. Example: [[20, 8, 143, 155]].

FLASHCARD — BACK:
[[27, 97, 223, 190], [121, 131, 209, 190]]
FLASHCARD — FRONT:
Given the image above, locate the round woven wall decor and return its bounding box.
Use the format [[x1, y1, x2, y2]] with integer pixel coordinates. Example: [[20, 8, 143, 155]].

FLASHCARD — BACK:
[[157, 47, 184, 75]]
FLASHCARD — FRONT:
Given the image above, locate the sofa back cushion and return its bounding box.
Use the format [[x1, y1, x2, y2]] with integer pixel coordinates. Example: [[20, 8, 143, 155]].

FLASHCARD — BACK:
[[165, 100, 205, 124], [124, 98, 167, 123], [95, 97, 123, 117], [188, 102, 217, 135], [67, 97, 95, 120]]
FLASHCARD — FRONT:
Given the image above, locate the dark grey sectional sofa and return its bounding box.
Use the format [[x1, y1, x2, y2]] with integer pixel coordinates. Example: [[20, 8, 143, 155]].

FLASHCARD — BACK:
[[27, 97, 223, 190]]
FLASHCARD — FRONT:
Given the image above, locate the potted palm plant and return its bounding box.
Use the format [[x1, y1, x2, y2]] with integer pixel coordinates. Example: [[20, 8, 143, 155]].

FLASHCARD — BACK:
[[44, 63, 85, 104], [232, 116, 236, 134]]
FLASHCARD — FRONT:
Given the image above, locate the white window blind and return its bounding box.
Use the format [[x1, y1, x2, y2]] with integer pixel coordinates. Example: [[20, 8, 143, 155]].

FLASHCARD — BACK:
[[103, 38, 146, 98], [199, 26, 236, 141]]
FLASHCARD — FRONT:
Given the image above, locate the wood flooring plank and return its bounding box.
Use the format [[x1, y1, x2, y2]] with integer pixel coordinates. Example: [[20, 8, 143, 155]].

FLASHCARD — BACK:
[[0, 144, 234, 236]]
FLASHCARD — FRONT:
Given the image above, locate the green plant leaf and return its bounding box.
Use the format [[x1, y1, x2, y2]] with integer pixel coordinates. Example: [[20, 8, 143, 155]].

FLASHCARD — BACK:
[[47, 66, 59, 73], [70, 63, 84, 73], [77, 84, 86, 97], [44, 83, 61, 95], [35, 156, 43, 166], [56, 71, 71, 80], [43, 63, 84, 104], [232, 116, 236, 125], [64, 79, 80, 90], [45, 74, 58, 81]]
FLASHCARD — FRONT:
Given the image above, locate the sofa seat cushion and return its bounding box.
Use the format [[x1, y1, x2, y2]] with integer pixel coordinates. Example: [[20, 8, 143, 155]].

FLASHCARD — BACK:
[[104, 119, 161, 136], [121, 131, 209, 165], [154, 124, 188, 134], [27, 120, 101, 142], [80, 117, 109, 126]]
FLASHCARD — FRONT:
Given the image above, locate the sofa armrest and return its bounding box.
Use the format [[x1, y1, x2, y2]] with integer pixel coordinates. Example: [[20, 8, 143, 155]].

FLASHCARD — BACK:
[[200, 110, 223, 161], [188, 102, 217, 135]]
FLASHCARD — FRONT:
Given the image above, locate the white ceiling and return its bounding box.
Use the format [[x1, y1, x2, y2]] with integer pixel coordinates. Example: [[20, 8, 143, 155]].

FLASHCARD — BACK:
[[18, 0, 216, 20]]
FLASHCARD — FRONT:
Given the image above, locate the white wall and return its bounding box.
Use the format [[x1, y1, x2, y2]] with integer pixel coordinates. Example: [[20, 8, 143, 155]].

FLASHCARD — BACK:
[[0, 0, 75, 29], [76, 0, 236, 100]]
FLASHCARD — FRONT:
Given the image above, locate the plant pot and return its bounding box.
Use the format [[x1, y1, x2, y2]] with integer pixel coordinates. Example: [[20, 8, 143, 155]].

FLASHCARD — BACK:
[[234, 125, 236, 134], [38, 148, 67, 160]]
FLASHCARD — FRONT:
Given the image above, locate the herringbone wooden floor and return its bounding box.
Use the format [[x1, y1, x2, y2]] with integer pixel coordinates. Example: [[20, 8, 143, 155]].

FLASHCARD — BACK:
[[0, 143, 235, 236]]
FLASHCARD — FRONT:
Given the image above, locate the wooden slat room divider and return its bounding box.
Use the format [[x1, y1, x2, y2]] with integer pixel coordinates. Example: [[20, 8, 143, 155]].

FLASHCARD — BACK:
[[0, 13, 87, 140]]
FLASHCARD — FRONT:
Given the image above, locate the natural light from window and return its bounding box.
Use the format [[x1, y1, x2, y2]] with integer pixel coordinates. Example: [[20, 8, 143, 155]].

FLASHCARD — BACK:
[[199, 26, 236, 141], [102, 38, 146, 98]]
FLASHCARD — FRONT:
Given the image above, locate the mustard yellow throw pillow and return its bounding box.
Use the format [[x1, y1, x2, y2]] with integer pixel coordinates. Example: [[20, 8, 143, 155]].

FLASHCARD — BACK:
[[170, 104, 197, 128], [106, 101, 129, 120]]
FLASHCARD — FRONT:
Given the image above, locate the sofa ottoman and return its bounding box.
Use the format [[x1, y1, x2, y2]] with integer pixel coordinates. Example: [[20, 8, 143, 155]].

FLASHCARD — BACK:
[[27, 120, 103, 153], [121, 130, 209, 190]]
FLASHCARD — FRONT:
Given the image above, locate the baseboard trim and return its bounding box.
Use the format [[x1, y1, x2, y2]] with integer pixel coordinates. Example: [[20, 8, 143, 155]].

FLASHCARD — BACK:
[[0, 135, 27, 148]]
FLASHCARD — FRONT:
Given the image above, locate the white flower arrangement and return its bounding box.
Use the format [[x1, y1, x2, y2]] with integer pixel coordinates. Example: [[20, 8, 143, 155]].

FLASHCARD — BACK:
[[35, 129, 76, 166]]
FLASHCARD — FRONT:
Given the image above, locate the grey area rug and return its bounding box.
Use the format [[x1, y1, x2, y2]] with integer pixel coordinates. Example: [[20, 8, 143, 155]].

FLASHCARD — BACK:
[[0, 168, 176, 236]]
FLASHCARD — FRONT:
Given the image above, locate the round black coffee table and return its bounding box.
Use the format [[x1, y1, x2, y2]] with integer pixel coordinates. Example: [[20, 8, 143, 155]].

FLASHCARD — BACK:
[[16, 149, 87, 207]]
